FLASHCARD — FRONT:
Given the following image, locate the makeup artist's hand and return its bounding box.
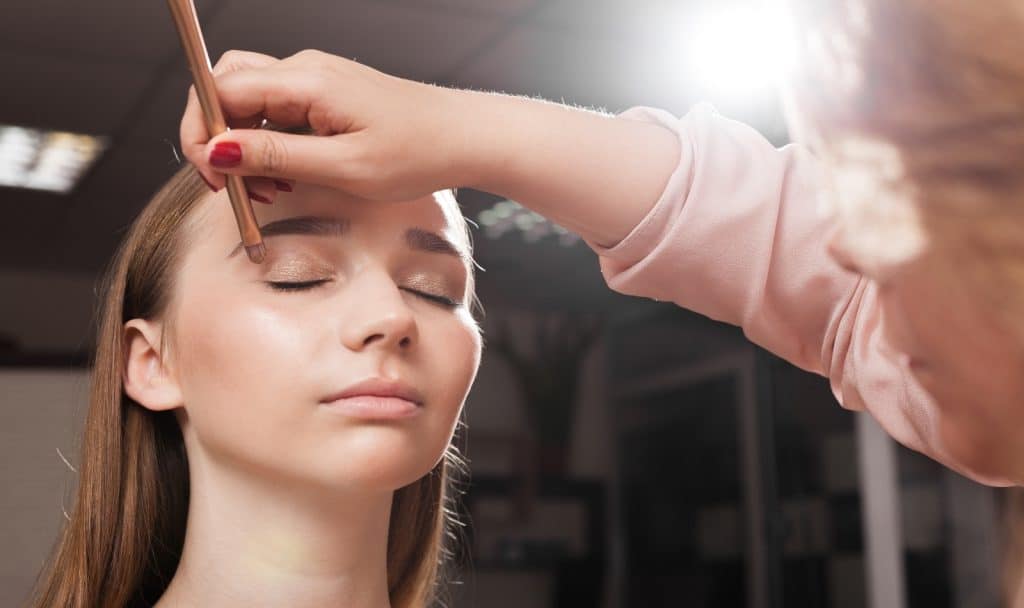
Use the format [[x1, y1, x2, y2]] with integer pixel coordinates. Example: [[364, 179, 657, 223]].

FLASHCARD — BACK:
[[181, 49, 467, 203], [180, 50, 303, 202], [181, 48, 679, 246]]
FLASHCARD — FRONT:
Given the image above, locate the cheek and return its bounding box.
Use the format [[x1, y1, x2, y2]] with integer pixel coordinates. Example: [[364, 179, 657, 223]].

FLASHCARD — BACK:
[[366, 314, 482, 486], [882, 275, 1024, 407], [419, 317, 482, 449], [879, 267, 968, 360], [172, 289, 318, 460]]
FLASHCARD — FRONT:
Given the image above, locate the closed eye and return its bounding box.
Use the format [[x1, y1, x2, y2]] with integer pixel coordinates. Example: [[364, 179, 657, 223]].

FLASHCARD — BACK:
[[266, 280, 458, 308], [266, 279, 330, 292], [402, 288, 458, 309]]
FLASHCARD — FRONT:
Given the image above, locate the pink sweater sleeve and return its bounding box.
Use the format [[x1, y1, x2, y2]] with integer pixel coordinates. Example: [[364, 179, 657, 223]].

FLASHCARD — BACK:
[[590, 104, 953, 472]]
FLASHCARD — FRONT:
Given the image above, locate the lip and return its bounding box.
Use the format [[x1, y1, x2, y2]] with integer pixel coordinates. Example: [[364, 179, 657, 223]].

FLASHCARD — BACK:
[[320, 378, 425, 420]]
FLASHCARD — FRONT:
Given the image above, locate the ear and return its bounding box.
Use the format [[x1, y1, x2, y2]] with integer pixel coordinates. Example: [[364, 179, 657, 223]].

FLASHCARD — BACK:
[[123, 318, 183, 412]]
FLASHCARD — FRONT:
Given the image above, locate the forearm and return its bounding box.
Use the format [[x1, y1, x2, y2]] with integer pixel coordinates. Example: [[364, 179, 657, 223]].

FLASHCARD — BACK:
[[451, 89, 681, 248]]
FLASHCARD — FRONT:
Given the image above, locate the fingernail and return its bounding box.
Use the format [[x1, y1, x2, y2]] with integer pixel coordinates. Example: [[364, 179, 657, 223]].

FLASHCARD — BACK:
[[199, 173, 220, 192], [249, 191, 272, 204], [210, 141, 242, 168], [274, 180, 293, 192]]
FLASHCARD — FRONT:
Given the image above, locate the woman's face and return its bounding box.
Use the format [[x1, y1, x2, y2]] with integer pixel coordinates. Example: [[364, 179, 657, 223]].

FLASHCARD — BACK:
[[829, 227, 1024, 482], [165, 183, 481, 492]]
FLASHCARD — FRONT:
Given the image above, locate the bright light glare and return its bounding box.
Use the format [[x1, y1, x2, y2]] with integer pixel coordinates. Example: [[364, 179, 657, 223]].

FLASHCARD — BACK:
[[0, 125, 107, 194], [684, 3, 798, 102]]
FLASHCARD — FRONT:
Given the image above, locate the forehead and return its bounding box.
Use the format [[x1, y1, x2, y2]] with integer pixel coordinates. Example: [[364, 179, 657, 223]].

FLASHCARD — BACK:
[[188, 183, 467, 254]]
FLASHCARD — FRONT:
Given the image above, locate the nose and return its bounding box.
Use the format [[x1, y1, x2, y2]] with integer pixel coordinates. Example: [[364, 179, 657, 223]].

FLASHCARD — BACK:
[[340, 270, 418, 353]]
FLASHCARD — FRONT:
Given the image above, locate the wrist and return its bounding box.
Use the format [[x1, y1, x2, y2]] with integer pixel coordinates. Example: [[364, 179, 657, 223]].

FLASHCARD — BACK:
[[438, 88, 493, 190], [443, 88, 540, 193]]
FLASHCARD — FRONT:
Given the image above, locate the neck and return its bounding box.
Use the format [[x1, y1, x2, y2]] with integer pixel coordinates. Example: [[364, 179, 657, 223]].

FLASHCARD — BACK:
[[155, 455, 394, 608]]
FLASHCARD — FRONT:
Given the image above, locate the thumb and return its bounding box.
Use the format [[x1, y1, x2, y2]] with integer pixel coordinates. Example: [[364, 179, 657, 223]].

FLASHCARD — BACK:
[[204, 129, 354, 187]]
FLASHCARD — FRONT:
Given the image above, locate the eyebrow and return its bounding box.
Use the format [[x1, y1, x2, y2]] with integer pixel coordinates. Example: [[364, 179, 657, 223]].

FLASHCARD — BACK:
[[228, 216, 348, 258], [405, 228, 465, 260], [227, 215, 468, 262]]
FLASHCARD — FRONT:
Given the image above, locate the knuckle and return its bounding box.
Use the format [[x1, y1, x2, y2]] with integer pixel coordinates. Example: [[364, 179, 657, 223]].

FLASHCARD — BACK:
[[214, 49, 266, 75], [294, 48, 324, 63], [258, 133, 289, 174], [216, 49, 244, 67]]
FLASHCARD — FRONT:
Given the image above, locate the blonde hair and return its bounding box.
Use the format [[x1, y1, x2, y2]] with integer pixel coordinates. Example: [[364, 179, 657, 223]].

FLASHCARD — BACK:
[[28, 164, 468, 608], [788, 0, 1024, 338]]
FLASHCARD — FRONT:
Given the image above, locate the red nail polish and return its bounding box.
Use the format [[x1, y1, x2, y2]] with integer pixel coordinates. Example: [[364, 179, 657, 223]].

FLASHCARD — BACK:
[[249, 191, 272, 204], [274, 180, 293, 192], [199, 173, 220, 192], [210, 141, 242, 168]]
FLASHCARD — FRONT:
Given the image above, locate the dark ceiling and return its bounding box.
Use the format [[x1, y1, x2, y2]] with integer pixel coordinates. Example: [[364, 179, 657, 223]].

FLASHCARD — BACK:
[[1, 0, 788, 313]]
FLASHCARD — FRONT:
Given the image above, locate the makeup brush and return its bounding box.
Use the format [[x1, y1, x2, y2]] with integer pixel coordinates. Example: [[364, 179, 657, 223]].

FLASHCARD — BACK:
[[166, 0, 265, 263]]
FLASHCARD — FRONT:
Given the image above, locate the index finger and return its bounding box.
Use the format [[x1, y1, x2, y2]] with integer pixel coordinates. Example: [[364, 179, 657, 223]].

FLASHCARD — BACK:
[[179, 50, 279, 183]]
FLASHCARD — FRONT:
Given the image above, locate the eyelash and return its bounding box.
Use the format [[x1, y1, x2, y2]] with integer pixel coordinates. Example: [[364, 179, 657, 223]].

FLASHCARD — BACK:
[[267, 279, 330, 292], [265, 280, 459, 309], [409, 290, 459, 309]]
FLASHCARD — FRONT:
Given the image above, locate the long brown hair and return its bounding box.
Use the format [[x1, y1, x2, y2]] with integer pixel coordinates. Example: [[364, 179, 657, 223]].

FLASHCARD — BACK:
[[28, 164, 466, 608]]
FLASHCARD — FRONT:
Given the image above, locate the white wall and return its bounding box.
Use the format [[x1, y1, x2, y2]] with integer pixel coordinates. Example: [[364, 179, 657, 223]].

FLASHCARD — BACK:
[[0, 369, 89, 607]]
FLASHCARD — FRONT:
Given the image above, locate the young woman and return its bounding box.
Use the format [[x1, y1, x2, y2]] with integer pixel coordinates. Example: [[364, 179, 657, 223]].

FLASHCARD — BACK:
[[178, 0, 1024, 486], [29, 165, 481, 608]]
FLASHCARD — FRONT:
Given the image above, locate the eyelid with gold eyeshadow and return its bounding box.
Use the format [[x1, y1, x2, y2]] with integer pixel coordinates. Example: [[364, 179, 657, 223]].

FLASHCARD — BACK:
[[400, 273, 463, 308], [260, 251, 464, 305], [262, 255, 335, 282]]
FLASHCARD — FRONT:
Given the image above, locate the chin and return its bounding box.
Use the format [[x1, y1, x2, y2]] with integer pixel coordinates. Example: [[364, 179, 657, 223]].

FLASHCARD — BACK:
[[939, 422, 1020, 487], [316, 430, 447, 492]]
